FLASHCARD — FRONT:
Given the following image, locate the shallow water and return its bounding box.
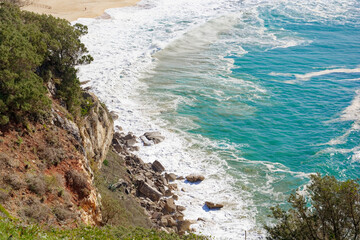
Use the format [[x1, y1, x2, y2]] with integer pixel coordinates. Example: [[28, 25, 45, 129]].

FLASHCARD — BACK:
[[76, 0, 360, 238]]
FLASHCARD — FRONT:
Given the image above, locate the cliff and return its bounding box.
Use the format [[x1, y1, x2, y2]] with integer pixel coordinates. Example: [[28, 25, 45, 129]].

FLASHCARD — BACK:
[[0, 84, 113, 226]]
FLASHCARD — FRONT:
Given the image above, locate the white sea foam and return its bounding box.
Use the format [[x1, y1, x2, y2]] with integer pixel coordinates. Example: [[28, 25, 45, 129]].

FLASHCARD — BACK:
[[296, 67, 360, 81], [282, 66, 360, 84], [75, 0, 360, 238]]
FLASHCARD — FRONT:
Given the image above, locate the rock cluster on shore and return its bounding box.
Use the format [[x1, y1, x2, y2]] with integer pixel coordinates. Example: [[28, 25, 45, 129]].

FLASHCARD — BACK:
[[110, 131, 191, 234], [109, 129, 224, 234]]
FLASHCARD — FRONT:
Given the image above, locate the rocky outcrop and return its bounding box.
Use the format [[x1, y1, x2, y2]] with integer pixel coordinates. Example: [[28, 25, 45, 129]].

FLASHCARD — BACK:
[[79, 92, 114, 170], [50, 90, 115, 225], [138, 181, 163, 202], [186, 174, 205, 183], [205, 201, 224, 209], [142, 131, 165, 144], [109, 131, 199, 235]]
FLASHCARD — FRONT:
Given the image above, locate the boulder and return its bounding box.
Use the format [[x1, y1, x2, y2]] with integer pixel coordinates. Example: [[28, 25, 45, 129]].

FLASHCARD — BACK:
[[165, 189, 173, 197], [160, 216, 168, 227], [174, 212, 184, 221], [168, 217, 177, 227], [108, 178, 128, 191], [164, 198, 176, 213], [205, 201, 224, 209], [151, 212, 162, 220], [165, 173, 177, 182], [176, 205, 186, 212], [110, 111, 119, 120], [186, 174, 205, 183], [152, 160, 165, 173], [177, 220, 192, 233], [138, 181, 163, 202], [168, 183, 178, 191], [144, 131, 165, 144], [140, 135, 153, 146]]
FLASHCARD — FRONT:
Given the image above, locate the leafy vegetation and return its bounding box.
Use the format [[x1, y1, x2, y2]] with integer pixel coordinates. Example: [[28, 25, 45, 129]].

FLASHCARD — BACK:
[[265, 173, 360, 240], [0, 218, 209, 240], [0, 2, 93, 126]]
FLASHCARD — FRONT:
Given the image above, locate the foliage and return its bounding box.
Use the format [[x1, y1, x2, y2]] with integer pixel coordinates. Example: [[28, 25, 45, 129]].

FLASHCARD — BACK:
[[265, 173, 360, 240], [0, 2, 93, 125], [0, 218, 209, 240]]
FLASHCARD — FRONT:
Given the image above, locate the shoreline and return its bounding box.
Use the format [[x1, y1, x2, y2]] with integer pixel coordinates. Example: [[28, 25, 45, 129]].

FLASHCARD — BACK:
[[21, 0, 140, 21]]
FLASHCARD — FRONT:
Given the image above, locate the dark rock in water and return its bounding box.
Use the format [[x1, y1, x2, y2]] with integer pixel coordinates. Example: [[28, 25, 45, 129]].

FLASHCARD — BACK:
[[205, 201, 224, 209], [144, 131, 165, 144], [138, 181, 162, 202], [152, 160, 165, 173], [186, 174, 205, 182]]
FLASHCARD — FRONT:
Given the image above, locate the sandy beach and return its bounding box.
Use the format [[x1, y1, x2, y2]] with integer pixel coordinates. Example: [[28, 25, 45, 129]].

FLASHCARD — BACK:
[[21, 0, 139, 21]]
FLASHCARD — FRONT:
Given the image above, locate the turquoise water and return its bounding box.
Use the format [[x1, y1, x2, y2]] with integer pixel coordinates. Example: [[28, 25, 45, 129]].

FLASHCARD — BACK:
[[77, 0, 360, 236], [140, 1, 360, 224]]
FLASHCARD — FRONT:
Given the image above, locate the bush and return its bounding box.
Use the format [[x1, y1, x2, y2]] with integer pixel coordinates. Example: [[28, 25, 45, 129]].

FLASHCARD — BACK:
[[37, 145, 67, 167], [0, 190, 9, 202], [22, 202, 50, 222], [265, 173, 360, 240], [52, 206, 75, 222], [65, 170, 90, 199], [3, 174, 24, 190], [0, 152, 19, 168], [26, 174, 47, 195]]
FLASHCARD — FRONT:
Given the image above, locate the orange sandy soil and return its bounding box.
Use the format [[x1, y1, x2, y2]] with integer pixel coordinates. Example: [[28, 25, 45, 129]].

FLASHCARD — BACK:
[[21, 0, 140, 21]]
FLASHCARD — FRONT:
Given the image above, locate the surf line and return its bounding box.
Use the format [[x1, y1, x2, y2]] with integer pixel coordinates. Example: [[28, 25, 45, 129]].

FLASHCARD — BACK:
[[282, 66, 360, 84]]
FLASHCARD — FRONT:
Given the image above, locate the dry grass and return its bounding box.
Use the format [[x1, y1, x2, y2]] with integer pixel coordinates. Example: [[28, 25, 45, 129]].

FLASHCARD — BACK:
[[65, 170, 90, 199], [3, 174, 24, 190], [52, 206, 75, 222], [26, 174, 47, 195], [95, 148, 152, 228]]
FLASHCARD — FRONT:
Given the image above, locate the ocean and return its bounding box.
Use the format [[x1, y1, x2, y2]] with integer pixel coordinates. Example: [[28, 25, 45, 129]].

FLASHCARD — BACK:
[[76, 0, 360, 238]]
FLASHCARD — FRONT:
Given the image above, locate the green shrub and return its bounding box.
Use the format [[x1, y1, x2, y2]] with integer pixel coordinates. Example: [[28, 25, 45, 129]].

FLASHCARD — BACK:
[[103, 159, 109, 166], [0, 218, 209, 239], [0, 2, 93, 126], [265, 173, 360, 240]]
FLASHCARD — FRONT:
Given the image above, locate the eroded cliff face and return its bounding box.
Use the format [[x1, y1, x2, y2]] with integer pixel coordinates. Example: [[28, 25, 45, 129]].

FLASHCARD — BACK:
[[79, 92, 114, 170], [0, 90, 114, 227]]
